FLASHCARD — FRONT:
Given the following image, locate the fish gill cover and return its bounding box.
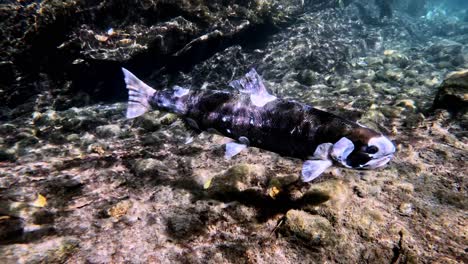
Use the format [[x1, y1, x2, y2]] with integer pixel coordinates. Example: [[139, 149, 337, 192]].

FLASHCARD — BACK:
[[0, 0, 467, 263]]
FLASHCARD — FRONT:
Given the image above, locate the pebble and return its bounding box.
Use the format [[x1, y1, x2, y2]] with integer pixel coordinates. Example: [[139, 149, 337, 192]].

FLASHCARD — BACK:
[[95, 124, 122, 138], [399, 203, 413, 216]]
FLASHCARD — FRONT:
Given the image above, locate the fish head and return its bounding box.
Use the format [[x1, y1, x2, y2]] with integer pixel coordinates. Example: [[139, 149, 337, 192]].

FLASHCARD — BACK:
[[331, 127, 396, 170]]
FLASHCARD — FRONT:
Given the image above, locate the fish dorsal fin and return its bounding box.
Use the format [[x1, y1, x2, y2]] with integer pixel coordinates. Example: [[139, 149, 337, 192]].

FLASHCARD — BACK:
[[229, 68, 267, 94], [229, 68, 276, 107]]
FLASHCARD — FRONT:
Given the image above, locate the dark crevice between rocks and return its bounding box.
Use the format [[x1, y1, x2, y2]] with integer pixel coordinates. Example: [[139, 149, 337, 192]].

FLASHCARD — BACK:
[[69, 20, 283, 106], [1, 0, 303, 118]]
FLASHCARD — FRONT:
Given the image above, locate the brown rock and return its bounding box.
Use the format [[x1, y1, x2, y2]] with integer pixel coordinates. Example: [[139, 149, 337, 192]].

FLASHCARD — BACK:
[[300, 180, 351, 219], [433, 69, 468, 114], [283, 209, 336, 246]]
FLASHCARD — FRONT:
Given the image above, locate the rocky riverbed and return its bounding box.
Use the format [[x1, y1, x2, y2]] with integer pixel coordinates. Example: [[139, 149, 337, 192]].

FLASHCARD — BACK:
[[1, 0, 467, 263]]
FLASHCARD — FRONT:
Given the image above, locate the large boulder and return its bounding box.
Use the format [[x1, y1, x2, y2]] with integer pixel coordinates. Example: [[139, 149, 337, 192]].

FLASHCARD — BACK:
[[433, 69, 468, 114]]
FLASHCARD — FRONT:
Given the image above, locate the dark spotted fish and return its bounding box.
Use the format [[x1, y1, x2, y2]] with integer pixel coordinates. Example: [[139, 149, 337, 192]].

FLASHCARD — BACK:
[[123, 68, 395, 181]]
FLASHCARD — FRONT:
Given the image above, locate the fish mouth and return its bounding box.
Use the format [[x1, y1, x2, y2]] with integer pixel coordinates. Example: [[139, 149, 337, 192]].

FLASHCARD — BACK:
[[336, 152, 394, 169], [359, 154, 394, 169]]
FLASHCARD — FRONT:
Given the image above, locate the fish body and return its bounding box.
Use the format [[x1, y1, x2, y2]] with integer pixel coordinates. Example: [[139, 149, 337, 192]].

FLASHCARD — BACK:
[[123, 68, 395, 181]]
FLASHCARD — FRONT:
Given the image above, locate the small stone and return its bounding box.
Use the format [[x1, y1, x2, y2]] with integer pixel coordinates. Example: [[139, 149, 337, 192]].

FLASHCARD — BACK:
[[33, 110, 58, 127], [365, 57, 383, 66], [32, 209, 55, 225], [404, 113, 425, 128], [436, 61, 452, 69], [355, 209, 385, 239], [66, 134, 80, 142], [405, 70, 419, 78], [349, 83, 374, 96], [351, 98, 373, 110], [0, 216, 23, 240], [359, 109, 387, 127], [383, 69, 404, 82], [16, 135, 39, 148], [133, 158, 169, 177], [159, 113, 178, 125], [0, 123, 16, 135], [380, 106, 403, 118], [108, 200, 133, 219], [95, 124, 122, 138], [283, 210, 336, 246], [209, 164, 266, 193], [351, 70, 369, 80], [267, 174, 298, 199], [166, 209, 204, 239], [0, 148, 16, 162], [3, 237, 79, 263], [383, 49, 396, 56], [297, 69, 318, 86], [87, 143, 106, 154], [137, 111, 161, 131], [395, 99, 416, 110], [80, 133, 96, 146], [398, 203, 413, 216]]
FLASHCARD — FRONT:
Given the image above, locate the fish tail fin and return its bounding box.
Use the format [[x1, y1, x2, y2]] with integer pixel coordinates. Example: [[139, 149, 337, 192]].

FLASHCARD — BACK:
[[122, 67, 156, 118]]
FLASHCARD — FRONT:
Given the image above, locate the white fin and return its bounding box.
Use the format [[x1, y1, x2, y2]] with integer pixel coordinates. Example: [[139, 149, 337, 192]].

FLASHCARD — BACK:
[[173, 85, 189, 97], [301, 160, 333, 182], [312, 143, 333, 160], [122, 68, 156, 119], [331, 137, 354, 166], [229, 68, 276, 107], [250, 93, 277, 107], [238, 136, 250, 146], [225, 142, 247, 159]]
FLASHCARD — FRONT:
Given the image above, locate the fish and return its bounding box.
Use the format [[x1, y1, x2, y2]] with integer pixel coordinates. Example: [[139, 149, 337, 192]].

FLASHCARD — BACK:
[[122, 67, 396, 182]]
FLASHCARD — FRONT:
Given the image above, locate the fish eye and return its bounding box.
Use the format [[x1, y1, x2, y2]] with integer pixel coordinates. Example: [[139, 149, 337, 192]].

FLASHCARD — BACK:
[[366, 145, 379, 154]]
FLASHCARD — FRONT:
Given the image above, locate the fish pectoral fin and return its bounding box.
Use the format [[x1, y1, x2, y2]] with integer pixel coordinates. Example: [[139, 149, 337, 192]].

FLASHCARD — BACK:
[[331, 137, 354, 163], [122, 68, 156, 119], [225, 142, 247, 159], [312, 143, 334, 160], [301, 159, 333, 182]]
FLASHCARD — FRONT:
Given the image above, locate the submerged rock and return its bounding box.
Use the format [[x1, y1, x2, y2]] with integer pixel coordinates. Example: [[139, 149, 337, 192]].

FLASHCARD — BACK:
[[209, 164, 266, 194], [433, 69, 468, 114], [300, 180, 351, 219], [282, 209, 336, 247], [95, 124, 122, 138], [133, 158, 170, 178], [2, 236, 79, 263]]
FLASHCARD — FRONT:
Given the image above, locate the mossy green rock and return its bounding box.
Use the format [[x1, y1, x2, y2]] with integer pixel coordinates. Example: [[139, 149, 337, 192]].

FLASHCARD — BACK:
[[209, 164, 266, 193], [301, 180, 350, 219], [283, 209, 336, 246]]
